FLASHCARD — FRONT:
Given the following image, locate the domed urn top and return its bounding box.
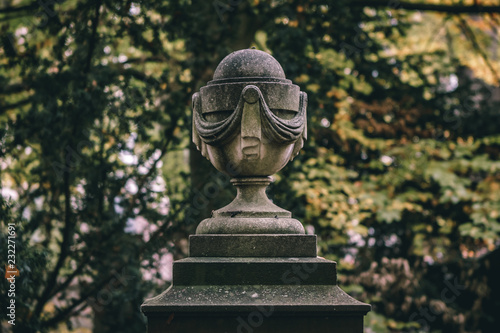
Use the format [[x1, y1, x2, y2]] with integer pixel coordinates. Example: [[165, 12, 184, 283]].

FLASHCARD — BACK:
[[211, 49, 288, 83]]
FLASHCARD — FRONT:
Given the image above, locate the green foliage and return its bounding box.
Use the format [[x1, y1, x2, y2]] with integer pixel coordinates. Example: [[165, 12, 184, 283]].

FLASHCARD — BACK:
[[1, 198, 49, 332], [1, 1, 499, 332]]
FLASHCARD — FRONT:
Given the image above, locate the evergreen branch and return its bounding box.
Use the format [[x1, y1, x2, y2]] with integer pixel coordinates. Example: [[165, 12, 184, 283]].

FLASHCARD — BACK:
[[121, 68, 160, 85], [40, 141, 184, 330], [47, 254, 92, 300], [0, 12, 35, 22], [32, 155, 74, 319], [40, 194, 188, 329], [0, 83, 31, 95], [456, 16, 500, 84], [33, 0, 104, 320], [0, 98, 33, 113], [0, 2, 38, 14], [40, 266, 123, 329], [123, 56, 167, 64], [41, 114, 180, 325], [352, 1, 500, 14], [84, 0, 103, 73]]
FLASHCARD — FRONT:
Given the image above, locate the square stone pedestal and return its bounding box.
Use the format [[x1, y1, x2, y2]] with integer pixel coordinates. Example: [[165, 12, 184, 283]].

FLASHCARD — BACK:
[[141, 235, 370, 332]]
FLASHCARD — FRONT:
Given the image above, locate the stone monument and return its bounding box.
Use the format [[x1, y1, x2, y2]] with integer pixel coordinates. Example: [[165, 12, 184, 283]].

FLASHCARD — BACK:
[[141, 49, 370, 332]]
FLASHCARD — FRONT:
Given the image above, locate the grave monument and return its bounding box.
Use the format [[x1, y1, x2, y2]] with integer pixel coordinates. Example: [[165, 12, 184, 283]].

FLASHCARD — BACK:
[[141, 49, 370, 332]]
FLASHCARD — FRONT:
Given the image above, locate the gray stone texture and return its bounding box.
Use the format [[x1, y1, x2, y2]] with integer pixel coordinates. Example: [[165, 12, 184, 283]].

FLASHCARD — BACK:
[[192, 49, 307, 234], [141, 49, 370, 332], [143, 285, 369, 313], [171, 257, 336, 286], [189, 234, 317, 257]]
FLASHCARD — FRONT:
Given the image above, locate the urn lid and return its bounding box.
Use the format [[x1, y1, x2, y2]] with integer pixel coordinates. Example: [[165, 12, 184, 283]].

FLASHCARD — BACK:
[[210, 49, 290, 84]]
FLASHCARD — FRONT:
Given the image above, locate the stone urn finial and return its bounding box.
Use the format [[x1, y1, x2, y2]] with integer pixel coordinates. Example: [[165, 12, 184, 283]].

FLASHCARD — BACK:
[[143, 49, 371, 333], [192, 49, 308, 234]]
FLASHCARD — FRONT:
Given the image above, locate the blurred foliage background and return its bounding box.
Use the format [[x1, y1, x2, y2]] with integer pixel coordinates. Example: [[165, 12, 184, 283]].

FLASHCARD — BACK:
[[1, 0, 500, 332]]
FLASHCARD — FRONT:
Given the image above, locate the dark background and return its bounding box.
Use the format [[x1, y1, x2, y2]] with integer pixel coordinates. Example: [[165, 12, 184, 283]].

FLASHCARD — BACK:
[[1, 1, 500, 332]]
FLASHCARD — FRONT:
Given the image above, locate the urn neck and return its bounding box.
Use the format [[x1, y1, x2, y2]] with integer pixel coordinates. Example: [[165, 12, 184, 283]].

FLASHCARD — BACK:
[[213, 177, 291, 219]]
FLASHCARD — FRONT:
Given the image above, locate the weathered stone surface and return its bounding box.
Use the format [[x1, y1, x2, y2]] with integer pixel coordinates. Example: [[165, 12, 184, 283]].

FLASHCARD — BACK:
[[193, 81, 307, 176], [142, 284, 370, 333], [142, 284, 370, 313], [189, 234, 317, 257], [196, 217, 304, 234], [172, 257, 335, 286], [212, 177, 290, 218], [192, 49, 308, 234], [141, 49, 371, 332], [200, 82, 300, 113], [146, 313, 363, 333], [212, 49, 288, 81], [196, 177, 306, 234]]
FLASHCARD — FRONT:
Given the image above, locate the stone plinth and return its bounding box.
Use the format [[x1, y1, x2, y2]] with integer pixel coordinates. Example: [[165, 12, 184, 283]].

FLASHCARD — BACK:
[[141, 235, 370, 333], [189, 234, 317, 257]]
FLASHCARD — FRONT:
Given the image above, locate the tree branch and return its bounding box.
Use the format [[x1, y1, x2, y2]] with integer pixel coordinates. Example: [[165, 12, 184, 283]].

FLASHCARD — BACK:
[[85, 0, 103, 73], [41, 114, 180, 326], [123, 55, 167, 64], [0, 83, 30, 95], [40, 195, 187, 329], [121, 68, 160, 85], [352, 1, 500, 14], [33, 1, 104, 320], [456, 16, 500, 84], [0, 98, 33, 113], [0, 2, 37, 14], [47, 254, 92, 300], [0, 12, 35, 22], [32, 157, 74, 319], [40, 267, 122, 329]]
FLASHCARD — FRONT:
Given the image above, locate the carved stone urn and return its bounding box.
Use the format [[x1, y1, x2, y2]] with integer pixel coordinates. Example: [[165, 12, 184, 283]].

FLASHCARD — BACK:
[[141, 49, 370, 333], [192, 49, 307, 234]]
